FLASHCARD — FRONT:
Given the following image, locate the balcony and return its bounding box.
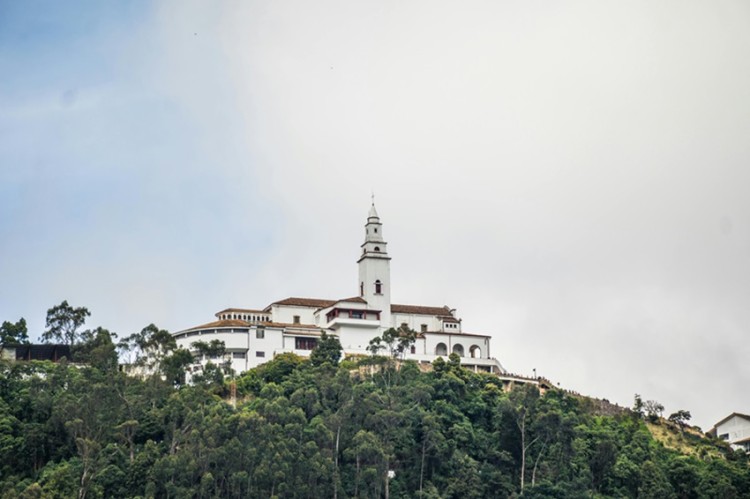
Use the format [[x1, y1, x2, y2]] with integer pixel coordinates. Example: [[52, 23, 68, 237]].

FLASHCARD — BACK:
[[327, 317, 381, 329], [324, 307, 381, 329], [404, 353, 506, 373]]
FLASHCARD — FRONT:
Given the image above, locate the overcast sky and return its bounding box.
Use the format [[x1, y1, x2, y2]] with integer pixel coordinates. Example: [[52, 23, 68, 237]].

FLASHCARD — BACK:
[[2, 1, 749, 429]]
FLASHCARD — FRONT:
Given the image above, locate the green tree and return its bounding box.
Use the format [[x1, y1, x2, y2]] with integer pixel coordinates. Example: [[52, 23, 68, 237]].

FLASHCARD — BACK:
[[639, 460, 675, 498], [53, 368, 125, 499], [191, 339, 231, 385], [668, 410, 692, 432], [310, 331, 343, 366], [667, 456, 700, 499], [506, 383, 541, 492], [190, 339, 226, 359], [160, 348, 194, 387], [42, 301, 90, 346], [119, 323, 176, 371], [367, 326, 417, 360], [644, 399, 665, 423], [74, 327, 118, 370], [633, 394, 644, 419], [0, 317, 29, 344]]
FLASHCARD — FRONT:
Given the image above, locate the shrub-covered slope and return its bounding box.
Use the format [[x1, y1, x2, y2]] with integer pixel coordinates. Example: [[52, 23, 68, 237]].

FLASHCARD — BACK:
[[0, 353, 747, 498]]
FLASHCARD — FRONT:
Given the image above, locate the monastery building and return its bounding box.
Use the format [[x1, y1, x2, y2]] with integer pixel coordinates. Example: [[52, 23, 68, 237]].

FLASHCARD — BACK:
[[173, 204, 507, 376]]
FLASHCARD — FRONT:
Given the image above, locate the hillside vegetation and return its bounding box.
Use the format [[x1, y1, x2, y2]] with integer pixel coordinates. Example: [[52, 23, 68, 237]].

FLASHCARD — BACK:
[[1, 337, 748, 499]]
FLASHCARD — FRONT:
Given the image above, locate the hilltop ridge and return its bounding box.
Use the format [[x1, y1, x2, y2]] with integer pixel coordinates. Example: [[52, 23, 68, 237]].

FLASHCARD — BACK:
[[1, 349, 746, 498]]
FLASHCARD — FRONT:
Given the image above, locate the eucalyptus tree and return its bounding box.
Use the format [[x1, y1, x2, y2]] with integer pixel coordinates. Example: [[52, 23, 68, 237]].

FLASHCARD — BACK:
[[42, 300, 90, 346], [0, 317, 29, 344]]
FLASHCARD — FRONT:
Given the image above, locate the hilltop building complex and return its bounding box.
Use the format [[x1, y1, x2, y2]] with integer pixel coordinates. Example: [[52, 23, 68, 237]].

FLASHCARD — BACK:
[[173, 204, 507, 376]]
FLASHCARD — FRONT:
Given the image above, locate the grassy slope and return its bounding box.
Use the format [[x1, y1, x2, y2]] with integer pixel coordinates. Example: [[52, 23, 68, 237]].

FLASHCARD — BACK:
[[646, 420, 729, 459]]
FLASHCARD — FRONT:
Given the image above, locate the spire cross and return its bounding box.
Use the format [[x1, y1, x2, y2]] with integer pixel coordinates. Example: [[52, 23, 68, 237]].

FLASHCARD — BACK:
[[371, 191, 375, 206]]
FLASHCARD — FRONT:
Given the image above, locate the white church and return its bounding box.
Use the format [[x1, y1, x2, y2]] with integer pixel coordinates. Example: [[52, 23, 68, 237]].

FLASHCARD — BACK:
[[173, 203, 507, 376]]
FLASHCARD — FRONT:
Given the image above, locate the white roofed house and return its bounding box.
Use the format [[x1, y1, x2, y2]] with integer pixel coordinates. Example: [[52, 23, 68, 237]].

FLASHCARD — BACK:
[[172, 202, 507, 378], [709, 413, 750, 452]]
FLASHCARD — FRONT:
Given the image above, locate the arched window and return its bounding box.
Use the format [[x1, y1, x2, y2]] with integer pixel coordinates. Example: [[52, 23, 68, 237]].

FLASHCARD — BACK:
[[435, 343, 448, 356], [375, 280, 382, 294], [452, 344, 464, 357], [360, 282, 364, 296], [410, 345, 416, 354], [374, 246, 380, 252], [470, 345, 481, 358]]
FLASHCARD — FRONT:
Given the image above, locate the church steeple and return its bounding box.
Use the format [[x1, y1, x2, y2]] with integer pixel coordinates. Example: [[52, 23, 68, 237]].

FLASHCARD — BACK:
[[360, 202, 387, 255], [358, 201, 392, 327]]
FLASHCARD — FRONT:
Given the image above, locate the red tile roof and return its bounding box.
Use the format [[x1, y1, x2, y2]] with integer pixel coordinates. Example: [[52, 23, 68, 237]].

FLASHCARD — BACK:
[[215, 308, 267, 315], [259, 322, 322, 330], [337, 296, 367, 304], [182, 319, 250, 332], [179, 319, 325, 334], [391, 304, 453, 316], [267, 296, 368, 314], [267, 297, 337, 309], [265, 298, 457, 318]]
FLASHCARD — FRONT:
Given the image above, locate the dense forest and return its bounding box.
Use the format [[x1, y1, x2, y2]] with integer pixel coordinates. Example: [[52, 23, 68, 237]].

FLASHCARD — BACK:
[[1, 308, 749, 498]]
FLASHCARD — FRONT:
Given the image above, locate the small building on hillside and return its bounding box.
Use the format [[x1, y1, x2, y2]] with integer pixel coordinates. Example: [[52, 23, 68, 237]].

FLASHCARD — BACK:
[[0, 343, 72, 363], [709, 413, 750, 452]]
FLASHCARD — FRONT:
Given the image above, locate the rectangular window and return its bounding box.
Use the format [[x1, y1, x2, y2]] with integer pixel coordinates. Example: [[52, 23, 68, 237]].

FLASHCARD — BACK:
[[350, 310, 363, 319], [232, 351, 246, 359], [256, 328, 265, 339], [293, 315, 300, 324], [256, 351, 265, 358], [421, 324, 428, 333], [295, 337, 318, 350]]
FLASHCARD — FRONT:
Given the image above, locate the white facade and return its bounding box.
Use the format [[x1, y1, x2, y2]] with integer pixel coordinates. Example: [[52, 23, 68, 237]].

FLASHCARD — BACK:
[[712, 413, 750, 452], [358, 203, 392, 328], [173, 203, 506, 376]]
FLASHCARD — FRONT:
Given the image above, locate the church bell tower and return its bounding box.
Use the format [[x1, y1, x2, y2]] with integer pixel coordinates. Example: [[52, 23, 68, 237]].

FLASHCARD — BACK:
[[358, 202, 392, 328]]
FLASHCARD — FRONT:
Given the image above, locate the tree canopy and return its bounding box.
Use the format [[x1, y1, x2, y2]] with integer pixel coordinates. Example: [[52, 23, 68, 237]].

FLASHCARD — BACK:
[[310, 331, 343, 367], [42, 300, 91, 346], [1, 306, 747, 498], [0, 318, 29, 345]]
